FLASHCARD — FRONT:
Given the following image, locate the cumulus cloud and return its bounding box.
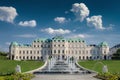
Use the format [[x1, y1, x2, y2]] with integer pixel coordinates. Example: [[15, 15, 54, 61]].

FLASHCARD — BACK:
[[41, 27, 71, 35], [14, 34, 37, 38], [18, 20, 37, 27], [54, 17, 67, 23], [69, 34, 92, 38], [0, 6, 18, 23], [5, 42, 10, 45], [86, 15, 105, 30], [71, 3, 89, 22]]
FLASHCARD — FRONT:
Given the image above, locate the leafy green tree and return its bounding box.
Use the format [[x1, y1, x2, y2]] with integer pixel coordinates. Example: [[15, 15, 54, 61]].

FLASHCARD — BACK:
[[112, 49, 120, 60], [0, 51, 8, 60]]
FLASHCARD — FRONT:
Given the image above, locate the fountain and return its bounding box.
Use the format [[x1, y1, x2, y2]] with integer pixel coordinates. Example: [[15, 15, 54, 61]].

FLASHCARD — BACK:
[[33, 55, 94, 74]]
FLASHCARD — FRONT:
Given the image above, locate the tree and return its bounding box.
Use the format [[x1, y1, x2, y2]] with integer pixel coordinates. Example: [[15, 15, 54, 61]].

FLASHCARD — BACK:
[[112, 49, 120, 60]]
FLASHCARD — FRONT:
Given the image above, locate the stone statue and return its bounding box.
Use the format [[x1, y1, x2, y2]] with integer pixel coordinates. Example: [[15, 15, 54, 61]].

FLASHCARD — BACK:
[[102, 65, 108, 73], [15, 65, 21, 73]]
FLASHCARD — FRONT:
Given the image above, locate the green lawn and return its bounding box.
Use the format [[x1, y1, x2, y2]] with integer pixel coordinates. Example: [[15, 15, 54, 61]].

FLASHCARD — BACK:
[[78, 60, 120, 73], [0, 60, 44, 74]]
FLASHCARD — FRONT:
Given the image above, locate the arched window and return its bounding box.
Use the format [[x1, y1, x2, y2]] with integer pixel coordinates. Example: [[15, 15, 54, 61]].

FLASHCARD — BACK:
[[27, 51, 29, 54], [19, 56, 21, 59], [54, 50, 56, 53], [16, 56, 18, 59], [79, 56, 81, 60], [34, 56, 36, 60], [37, 56, 39, 60], [90, 56, 92, 60], [27, 56, 29, 59], [86, 56, 88, 60], [30, 56, 32, 60], [19, 51, 21, 54], [23, 56, 25, 59], [58, 50, 60, 53], [62, 50, 64, 53], [83, 56, 85, 60]]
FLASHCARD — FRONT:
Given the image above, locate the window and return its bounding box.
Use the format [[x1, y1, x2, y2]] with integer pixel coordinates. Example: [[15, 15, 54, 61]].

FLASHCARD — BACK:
[[72, 50, 74, 54], [54, 45, 56, 47], [19, 56, 21, 59], [41, 45, 43, 47], [58, 45, 60, 47], [69, 50, 70, 54], [83, 51, 85, 54], [34, 51, 36, 54], [19, 51, 21, 54], [54, 50, 56, 53], [76, 51, 77, 54], [83, 56, 85, 60], [58, 40, 60, 42], [37, 56, 39, 60], [30, 56, 32, 60], [79, 56, 81, 60], [34, 56, 36, 60], [62, 45, 64, 47], [58, 50, 60, 53], [48, 45, 50, 48], [62, 50, 64, 53], [23, 51, 25, 54], [30, 51, 32, 54], [37, 51, 39, 54], [23, 56, 25, 59], [37, 45, 39, 47], [104, 51, 106, 53], [44, 50, 46, 54], [86, 56, 88, 59], [62, 40, 65, 42], [16, 56, 18, 59], [27, 51, 29, 54], [86, 50, 88, 54], [79, 50, 81, 54], [34, 45, 36, 47], [27, 56, 29, 59], [12, 50, 14, 54]]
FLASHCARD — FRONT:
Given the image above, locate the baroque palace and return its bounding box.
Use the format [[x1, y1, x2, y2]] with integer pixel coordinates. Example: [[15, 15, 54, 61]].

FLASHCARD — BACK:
[[9, 36, 110, 60]]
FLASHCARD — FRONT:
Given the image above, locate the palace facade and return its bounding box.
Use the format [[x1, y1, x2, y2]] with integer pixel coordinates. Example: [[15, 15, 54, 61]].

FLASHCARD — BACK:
[[9, 36, 110, 60]]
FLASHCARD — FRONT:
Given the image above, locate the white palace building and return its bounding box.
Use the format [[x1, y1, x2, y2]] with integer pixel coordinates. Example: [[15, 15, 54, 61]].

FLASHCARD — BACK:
[[9, 36, 110, 60]]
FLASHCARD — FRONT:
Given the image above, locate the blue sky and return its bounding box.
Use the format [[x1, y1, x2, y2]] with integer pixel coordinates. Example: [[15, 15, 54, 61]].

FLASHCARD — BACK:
[[0, 0, 120, 52]]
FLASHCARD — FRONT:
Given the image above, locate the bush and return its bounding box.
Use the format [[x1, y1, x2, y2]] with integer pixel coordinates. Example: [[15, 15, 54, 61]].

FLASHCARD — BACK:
[[4, 73, 34, 80], [95, 72, 120, 80]]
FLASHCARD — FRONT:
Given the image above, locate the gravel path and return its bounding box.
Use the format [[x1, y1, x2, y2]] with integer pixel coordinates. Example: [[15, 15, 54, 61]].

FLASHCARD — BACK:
[[32, 74, 100, 80]]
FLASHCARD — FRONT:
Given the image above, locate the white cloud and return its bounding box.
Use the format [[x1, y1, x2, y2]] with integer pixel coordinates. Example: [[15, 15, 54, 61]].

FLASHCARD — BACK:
[[5, 42, 10, 45], [14, 34, 37, 38], [69, 34, 92, 38], [0, 6, 18, 23], [54, 17, 66, 23], [86, 15, 105, 30], [18, 20, 37, 27], [41, 27, 71, 35], [71, 3, 89, 22]]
